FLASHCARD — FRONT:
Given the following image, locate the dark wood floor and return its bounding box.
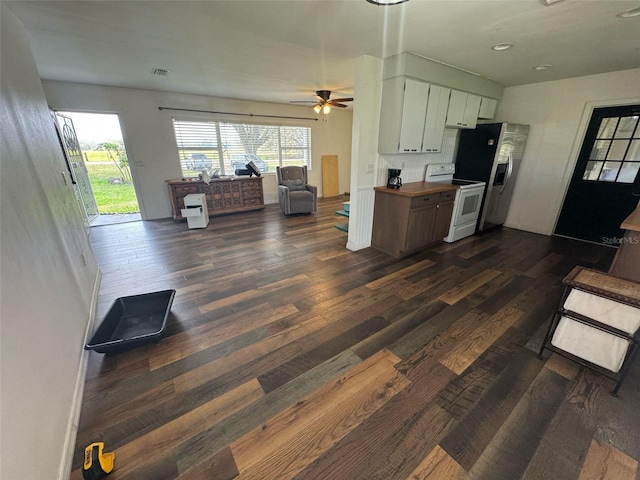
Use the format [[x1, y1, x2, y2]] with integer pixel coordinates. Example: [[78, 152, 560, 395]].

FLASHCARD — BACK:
[[71, 196, 639, 480]]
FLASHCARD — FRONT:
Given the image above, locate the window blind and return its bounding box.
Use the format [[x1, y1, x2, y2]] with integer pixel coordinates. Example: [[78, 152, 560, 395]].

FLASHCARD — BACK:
[[172, 118, 311, 176]]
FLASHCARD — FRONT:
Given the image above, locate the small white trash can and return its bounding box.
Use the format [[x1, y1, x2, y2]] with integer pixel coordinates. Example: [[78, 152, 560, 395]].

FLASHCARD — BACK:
[[181, 193, 209, 229]]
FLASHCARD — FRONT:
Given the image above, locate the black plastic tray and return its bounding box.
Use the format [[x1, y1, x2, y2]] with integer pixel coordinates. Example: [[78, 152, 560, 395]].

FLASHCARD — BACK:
[[85, 289, 176, 353]]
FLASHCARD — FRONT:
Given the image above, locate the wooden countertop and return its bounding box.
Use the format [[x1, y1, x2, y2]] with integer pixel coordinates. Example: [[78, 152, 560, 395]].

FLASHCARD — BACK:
[[621, 201, 640, 232], [373, 181, 459, 197]]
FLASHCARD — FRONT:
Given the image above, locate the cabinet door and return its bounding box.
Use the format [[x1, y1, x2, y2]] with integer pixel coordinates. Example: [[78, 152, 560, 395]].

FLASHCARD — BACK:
[[422, 85, 451, 152], [240, 179, 264, 206], [479, 97, 497, 119], [378, 77, 406, 154], [405, 205, 437, 251], [433, 201, 454, 241], [462, 94, 481, 129], [446, 91, 481, 129], [398, 79, 429, 153], [445, 90, 467, 128]]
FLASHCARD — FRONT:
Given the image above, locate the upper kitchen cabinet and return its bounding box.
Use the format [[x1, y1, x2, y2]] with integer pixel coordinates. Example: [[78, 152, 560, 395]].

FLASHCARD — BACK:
[[379, 77, 429, 154], [381, 52, 504, 141], [399, 79, 430, 152], [479, 97, 498, 120], [422, 85, 451, 153], [446, 90, 481, 129]]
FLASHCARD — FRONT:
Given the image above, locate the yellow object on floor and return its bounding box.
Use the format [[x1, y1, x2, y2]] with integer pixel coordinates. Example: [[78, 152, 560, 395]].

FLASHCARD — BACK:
[[82, 442, 115, 479]]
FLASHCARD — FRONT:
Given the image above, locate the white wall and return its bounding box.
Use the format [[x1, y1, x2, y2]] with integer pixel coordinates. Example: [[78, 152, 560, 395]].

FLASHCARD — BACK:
[[42, 81, 353, 219], [347, 55, 383, 252], [497, 68, 640, 235], [0, 6, 100, 480], [377, 128, 460, 186]]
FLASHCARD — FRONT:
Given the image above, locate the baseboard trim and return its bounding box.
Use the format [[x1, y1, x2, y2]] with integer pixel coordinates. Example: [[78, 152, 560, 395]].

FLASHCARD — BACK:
[[346, 240, 372, 252], [57, 268, 102, 480]]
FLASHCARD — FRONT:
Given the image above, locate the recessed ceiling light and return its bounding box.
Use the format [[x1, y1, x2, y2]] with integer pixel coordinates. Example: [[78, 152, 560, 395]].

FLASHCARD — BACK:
[[534, 64, 553, 70], [365, 0, 409, 5], [491, 43, 513, 51], [617, 6, 640, 18], [540, 0, 564, 5]]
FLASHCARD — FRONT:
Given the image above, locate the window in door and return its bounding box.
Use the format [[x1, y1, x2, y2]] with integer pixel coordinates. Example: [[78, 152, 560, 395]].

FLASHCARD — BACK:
[[582, 115, 640, 183]]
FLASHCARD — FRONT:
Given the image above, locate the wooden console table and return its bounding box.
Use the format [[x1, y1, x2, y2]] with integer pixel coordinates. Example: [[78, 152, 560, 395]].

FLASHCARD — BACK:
[[166, 177, 264, 220]]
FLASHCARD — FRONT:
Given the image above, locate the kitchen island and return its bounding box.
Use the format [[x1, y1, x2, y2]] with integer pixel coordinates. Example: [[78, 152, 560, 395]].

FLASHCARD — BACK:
[[372, 181, 458, 258], [609, 201, 640, 282]]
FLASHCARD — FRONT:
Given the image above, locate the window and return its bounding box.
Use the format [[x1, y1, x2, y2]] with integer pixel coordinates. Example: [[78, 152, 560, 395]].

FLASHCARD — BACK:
[[173, 119, 311, 176], [583, 114, 640, 183]]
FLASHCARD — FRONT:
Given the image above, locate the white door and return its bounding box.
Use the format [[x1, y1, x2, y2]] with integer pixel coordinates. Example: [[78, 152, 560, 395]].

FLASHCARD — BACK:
[[54, 113, 99, 224]]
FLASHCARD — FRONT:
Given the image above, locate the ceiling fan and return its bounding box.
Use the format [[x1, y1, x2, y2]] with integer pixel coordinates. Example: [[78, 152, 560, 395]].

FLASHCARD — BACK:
[[290, 90, 354, 114]]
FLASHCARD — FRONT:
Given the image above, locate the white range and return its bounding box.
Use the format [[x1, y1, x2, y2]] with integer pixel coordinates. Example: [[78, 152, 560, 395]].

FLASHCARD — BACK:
[[425, 164, 486, 243]]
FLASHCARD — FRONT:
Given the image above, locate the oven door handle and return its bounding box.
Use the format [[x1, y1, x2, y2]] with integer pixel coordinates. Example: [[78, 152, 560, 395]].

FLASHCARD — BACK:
[[500, 152, 513, 194]]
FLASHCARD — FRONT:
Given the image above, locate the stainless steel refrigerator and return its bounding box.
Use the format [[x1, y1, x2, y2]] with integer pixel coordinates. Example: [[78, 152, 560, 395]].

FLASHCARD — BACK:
[[454, 123, 530, 232]]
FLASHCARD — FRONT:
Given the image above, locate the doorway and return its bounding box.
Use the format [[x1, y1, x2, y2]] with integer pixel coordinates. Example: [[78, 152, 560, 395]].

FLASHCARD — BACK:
[[555, 105, 640, 244], [55, 112, 141, 226]]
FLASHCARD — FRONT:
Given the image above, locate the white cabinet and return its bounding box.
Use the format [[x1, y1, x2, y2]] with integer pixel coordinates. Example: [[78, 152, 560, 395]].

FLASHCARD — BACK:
[[379, 77, 450, 154], [446, 90, 481, 129], [378, 77, 428, 153], [379, 77, 491, 153], [398, 79, 430, 152], [422, 85, 451, 153], [462, 94, 481, 128], [479, 97, 498, 119]]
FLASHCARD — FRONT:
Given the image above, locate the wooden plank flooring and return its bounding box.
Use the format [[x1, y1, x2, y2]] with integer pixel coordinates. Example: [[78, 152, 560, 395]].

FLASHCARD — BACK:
[[71, 196, 640, 480]]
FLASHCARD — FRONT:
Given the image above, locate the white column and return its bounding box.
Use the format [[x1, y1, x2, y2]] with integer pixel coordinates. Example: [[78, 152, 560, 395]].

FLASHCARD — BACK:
[[347, 55, 383, 252]]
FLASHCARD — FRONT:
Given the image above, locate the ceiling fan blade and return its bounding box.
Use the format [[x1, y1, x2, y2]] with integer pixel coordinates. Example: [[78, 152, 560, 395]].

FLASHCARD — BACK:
[[289, 100, 319, 104], [330, 102, 349, 108], [330, 97, 354, 103]]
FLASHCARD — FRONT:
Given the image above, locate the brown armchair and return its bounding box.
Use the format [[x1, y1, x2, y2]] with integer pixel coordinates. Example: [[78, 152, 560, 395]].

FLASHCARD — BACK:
[[276, 166, 317, 215]]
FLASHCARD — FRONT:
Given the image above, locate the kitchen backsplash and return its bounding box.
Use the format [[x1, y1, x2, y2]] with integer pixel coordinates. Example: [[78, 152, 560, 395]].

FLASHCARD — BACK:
[[378, 128, 460, 185]]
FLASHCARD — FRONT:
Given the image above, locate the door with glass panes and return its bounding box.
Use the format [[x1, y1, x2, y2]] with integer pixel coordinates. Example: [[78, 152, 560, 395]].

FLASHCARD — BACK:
[[555, 105, 640, 244]]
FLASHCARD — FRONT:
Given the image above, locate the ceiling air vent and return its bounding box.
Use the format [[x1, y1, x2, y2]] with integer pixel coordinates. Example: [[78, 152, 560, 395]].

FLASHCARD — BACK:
[[151, 68, 169, 76]]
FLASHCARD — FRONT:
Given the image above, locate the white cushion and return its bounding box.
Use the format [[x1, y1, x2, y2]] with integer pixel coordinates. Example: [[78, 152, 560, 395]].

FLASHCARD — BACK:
[[551, 316, 631, 373], [563, 289, 640, 335]]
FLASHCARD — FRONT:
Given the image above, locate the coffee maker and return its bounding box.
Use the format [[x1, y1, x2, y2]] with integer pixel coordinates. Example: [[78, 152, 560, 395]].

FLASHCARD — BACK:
[[387, 169, 402, 189]]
